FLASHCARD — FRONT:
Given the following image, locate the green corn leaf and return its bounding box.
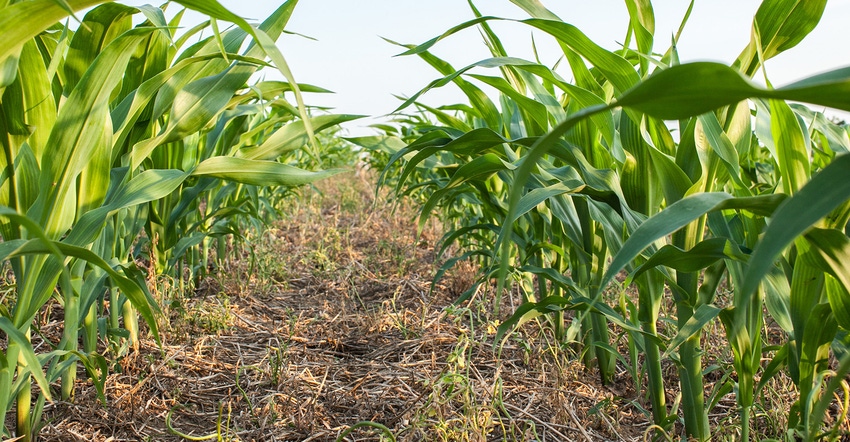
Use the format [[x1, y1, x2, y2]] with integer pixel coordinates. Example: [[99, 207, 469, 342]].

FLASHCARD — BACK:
[[173, 0, 319, 159], [598, 192, 785, 295], [498, 66, 839, 288], [756, 343, 789, 398], [192, 156, 345, 186], [0, 44, 21, 90], [414, 102, 473, 132], [391, 56, 533, 114], [645, 143, 692, 204], [159, 36, 244, 118], [628, 238, 745, 283], [496, 102, 611, 291], [775, 66, 850, 112], [245, 80, 333, 97], [794, 105, 850, 155], [757, 0, 826, 57], [797, 302, 837, 391], [7, 170, 188, 332], [497, 62, 850, 296], [168, 65, 251, 139], [344, 135, 407, 156], [741, 154, 850, 299], [395, 16, 495, 58], [825, 277, 850, 333], [619, 115, 653, 215], [395, 16, 638, 94], [67, 350, 109, 404], [662, 304, 723, 358], [63, 2, 136, 93], [0, 0, 105, 81], [509, 0, 561, 20], [136, 4, 169, 29], [521, 19, 640, 93], [3, 239, 160, 343], [717, 306, 760, 410], [395, 129, 532, 192], [519, 265, 579, 292], [0, 318, 53, 401], [167, 232, 208, 269], [14, 145, 41, 216], [465, 1, 515, 84], [430, 249, 491, 297], [697, 113, 742, 182], [496, 295, 657, 348], [111, 52, 238, 152], [237, 114, 364, 161], [735, 0, 827, 76], [0, 207, 65, 260], [624, 0, 655, 65], [418, 153, 516, 233], [763, 263, 793, 333], [809, 335, 850, 441], [726, 100, 755, 160], [31, 29, 154, 238], [76, 124, 111, 219], [436, 223, 500, 258], [770, 99, 810, 194], [515, 182, 584, 221], [467, 73, 550, 133], [120, 17, 170, 103], [615, 63, 755, 119], [0, 350, 12, 429], [131, 63, 256, 169], [64, 169, 189, 247], [2, 49, 32, 160], [385, 37, 502, 129], [17, 39, 56, 159], [802, 228, 850, 330], [494, 296, 576, 347], [615, 63, 850, 120]]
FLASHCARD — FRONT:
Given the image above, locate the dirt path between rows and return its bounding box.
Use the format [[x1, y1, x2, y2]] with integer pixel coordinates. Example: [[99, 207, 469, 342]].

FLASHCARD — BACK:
[[36, 174, 649, 441]]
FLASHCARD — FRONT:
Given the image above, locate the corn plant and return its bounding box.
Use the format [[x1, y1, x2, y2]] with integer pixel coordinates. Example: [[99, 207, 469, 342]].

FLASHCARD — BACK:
[[0, 1, 352, 440], [380, 0, 850, 440]]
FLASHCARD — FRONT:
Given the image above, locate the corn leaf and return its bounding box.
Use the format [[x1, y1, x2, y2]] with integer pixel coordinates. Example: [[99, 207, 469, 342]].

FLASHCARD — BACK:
[[31, 29, 153, 237], [802, 228, 850, 330], [624, 0, 655, 66], [628, 238, 745, 283], [735, 0, 827, 76], [192, 156, 344, 186], [63, 2, 135, 93], [131, 63, 255, 169], [0, 0, 105, 82], [237, 114, 364, 161], [598, 192, 786, 296], [17, 40, 56, 159], [662, 304, 723, 358], [0, 318, 53, 400], [64, 169, 189, 247], [3, 239, 160, 343], [770, 99, 810, 194], [741, 154, 850, 299]]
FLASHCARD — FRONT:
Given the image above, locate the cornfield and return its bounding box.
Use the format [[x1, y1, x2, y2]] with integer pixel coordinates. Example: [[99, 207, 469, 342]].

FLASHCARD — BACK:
[[0, 1, 356, 440], [1, 0, 849, 441]]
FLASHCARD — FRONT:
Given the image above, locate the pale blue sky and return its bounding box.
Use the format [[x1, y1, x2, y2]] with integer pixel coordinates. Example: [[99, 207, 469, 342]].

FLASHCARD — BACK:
[[165, 1, 849, 133]]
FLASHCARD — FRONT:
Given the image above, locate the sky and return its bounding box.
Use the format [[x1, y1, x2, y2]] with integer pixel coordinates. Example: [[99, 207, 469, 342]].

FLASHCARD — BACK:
[[151, 1, 850, 134]]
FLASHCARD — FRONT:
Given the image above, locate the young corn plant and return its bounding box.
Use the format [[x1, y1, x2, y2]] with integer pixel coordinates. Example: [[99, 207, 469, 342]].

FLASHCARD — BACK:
[[0, 1, 348, 440], [382, 0, 850, 440]]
